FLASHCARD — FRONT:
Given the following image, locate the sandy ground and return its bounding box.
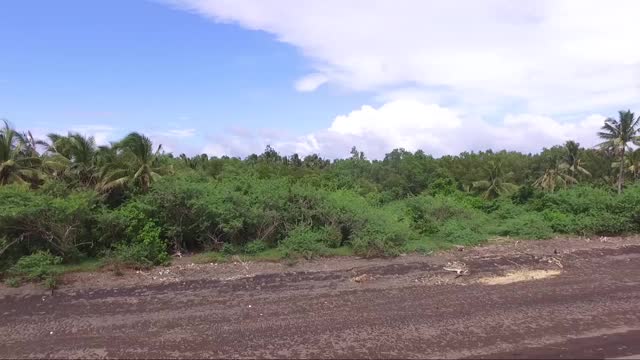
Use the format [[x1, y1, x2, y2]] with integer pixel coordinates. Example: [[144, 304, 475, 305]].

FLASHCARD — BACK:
[[1, 235, 639, 358]]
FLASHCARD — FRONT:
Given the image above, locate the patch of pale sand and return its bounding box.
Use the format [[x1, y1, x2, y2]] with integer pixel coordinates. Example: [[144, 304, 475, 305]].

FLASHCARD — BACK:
[[478, 269, 562, 285]]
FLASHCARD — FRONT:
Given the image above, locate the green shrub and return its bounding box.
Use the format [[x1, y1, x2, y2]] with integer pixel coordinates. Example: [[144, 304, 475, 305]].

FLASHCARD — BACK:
[[541, 210, 577, 234], [404, 194, 480, 235], [427, 177, 459, 196], [43, 276, 58, 290], [99, 202, 169, 268], [511, 185, 540, 205], [221, 243, 242, 255], [449, 192, 487, 210], [136, 177, 210, 251], [436, 219, 489, 245], [322, 225, 343, 248], [111, 222, 169, 268], [37, 179, 73, 197], [616, 185, 640, 232], [574, 211, 631, 236], [0, 186, 98, 260], [495, 213, 554, 240], [279, 225, 331, 259], [5, 277, 20, 287], [351, 210, 413, 257], [532, 186, 613, 214], [134, 176, 414, 258], [490, 200, 527, 220], [243, 240, 268, 254], [8, 251, 62, 285]]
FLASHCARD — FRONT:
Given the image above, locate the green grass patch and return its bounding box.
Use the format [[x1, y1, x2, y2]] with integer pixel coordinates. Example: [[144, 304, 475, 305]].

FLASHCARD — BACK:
[[191, 245, 355, 265], [324, 246, 355, 257], [242, 248, 286, 262], [191, 251, 229, 264], [50, 258, 105, 274], [402, 238, 447, 254]]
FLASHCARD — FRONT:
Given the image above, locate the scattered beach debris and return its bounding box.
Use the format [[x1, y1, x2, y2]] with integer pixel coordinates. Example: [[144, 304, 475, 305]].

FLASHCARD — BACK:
[[478, 269, 562, 285], [443, 261, 469, 277], [351, 274, 374, 283]]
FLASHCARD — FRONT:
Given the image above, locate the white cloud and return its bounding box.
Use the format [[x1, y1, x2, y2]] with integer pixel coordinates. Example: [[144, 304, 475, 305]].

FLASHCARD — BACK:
[[160, 128, 196, 138], [166, 0, 640, 115], [201, 143, 227, 157], [202, 100, 606, 159], [25, 124, 117, 149], [294, 73, 328, 92], [71, 125, 116, 146], [166, 1, 631, 158]]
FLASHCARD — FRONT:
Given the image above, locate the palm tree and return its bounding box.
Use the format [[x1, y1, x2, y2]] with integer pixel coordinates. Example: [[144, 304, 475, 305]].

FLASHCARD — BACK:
[[627, 148, 640, 181], [598, 110, 640, 193], [562, 140, 591, 179], [612, 148, 640, 181], [472, 160, 517, 199], [534, 163, 577, 192], [179, 153, 208, 170], [0, 120, 42, 185], [105, 133, 171, 192], [21, 130, 48, 157], [46, 133, 98, 186]]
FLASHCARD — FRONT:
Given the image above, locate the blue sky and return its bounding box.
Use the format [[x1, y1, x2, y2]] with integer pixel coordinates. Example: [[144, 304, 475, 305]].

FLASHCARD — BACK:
[[0, 0, 369, 154], [2, 0, 639, 158]]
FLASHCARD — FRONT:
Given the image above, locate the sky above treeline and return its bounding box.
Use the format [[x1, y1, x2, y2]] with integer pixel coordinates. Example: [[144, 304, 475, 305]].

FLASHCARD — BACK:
[[2, 0, 639, 158]]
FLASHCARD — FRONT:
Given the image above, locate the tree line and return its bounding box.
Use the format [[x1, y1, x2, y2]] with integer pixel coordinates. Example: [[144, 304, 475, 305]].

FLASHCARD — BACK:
[[2, 110, 639, 198]]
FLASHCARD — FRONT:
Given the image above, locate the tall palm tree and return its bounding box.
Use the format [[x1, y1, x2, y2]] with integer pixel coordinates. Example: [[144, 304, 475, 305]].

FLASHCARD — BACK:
[[105, 133, 171, 192], [472, 160, 517, 199], [598, 110, 640, 193], [562, 140, 591, 179], [0, 120, 41, 185]]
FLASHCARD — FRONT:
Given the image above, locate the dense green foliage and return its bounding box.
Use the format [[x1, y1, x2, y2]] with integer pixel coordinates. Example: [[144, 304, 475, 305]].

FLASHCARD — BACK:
[[2, 110, 640, 283]]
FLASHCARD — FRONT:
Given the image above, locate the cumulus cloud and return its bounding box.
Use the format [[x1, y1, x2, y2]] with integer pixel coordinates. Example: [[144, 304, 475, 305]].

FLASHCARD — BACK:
[[202, 100, 606, 159], [166, 0, 640, 115]]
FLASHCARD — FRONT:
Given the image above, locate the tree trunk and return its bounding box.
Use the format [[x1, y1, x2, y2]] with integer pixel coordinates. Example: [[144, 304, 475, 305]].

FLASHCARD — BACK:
[[618, 146, 625, 194]]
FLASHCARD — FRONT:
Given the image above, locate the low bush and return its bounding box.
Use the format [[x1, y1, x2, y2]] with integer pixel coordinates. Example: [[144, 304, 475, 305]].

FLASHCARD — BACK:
[[510, 185, 540, 205], [403, 194, 480, 235], [490, 200, 527, 220], [111, 222, 169, 268], [435, 219, 489, 246], [279, 225, 331, 259], [243, 240, 269, 254], [0, 186, 98, 261], [495, 213, 554, 240], [574, 211, 632, 236], [99, 202, 169, 268], [532, 186, 613, 215], [221, 243, 242, 255], [541, 210, 577, 234], [350, 209, 413, 257], [6, 250, 62, 286]]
